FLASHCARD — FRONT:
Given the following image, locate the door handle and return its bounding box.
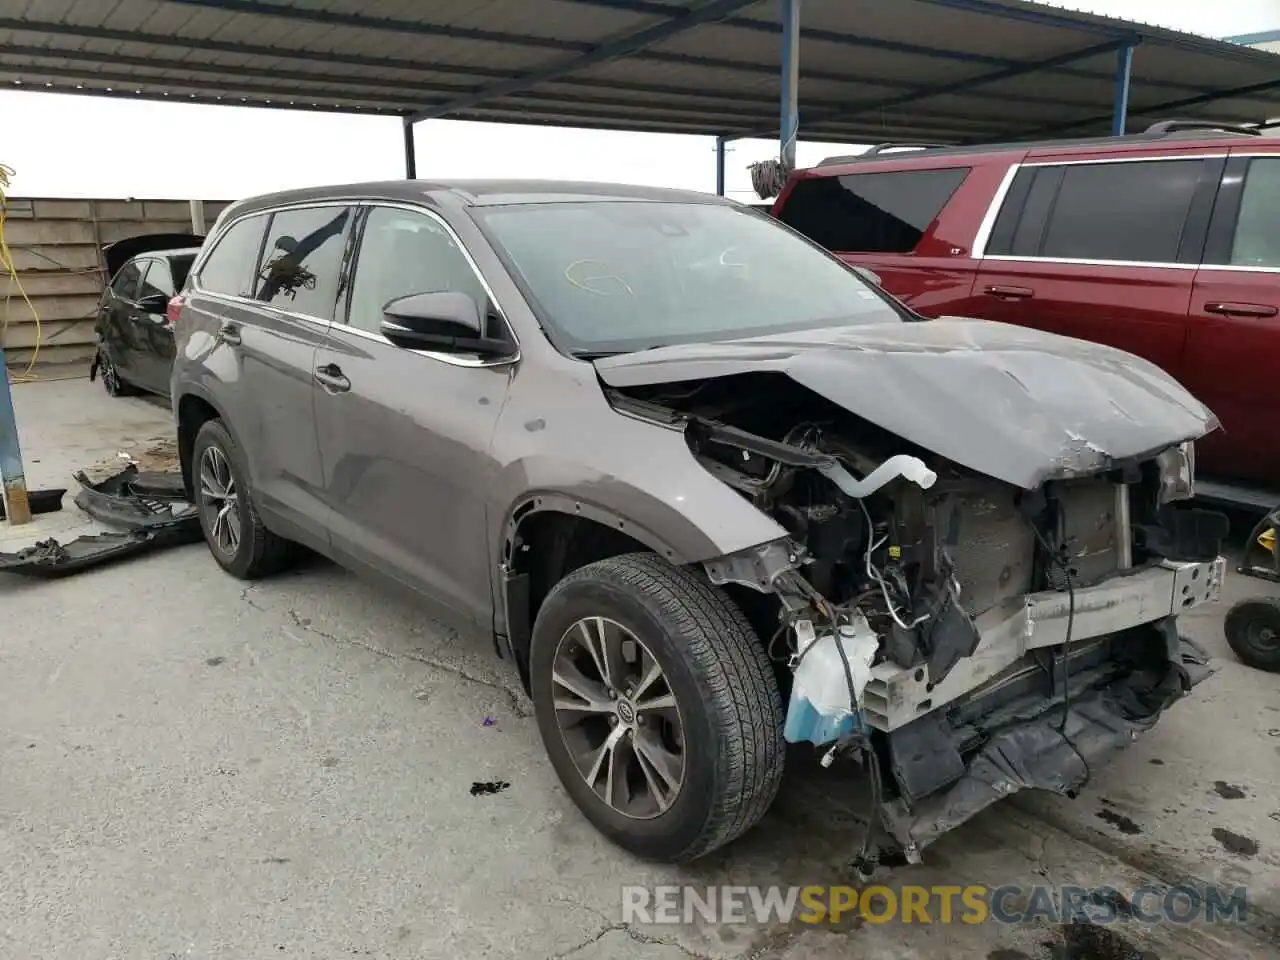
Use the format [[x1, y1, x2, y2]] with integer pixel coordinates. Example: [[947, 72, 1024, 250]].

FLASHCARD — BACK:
[[983, 285, 1035, 300], [218, 322, 242, 345], [314, 363, 351, 393], [1204, 302, 1278, 318]]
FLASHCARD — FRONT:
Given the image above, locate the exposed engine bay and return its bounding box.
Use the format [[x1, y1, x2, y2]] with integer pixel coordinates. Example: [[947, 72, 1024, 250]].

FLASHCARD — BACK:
[[609, 372, 1227, 865]]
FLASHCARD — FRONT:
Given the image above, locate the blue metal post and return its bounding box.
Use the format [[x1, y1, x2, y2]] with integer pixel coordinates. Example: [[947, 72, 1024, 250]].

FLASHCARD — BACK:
[[779, 0, 801, 169], [403, 117, 417, 179], [1112, 43, 1134, 136], [715, 136, 726, 196], [0, 348, 31, 525]]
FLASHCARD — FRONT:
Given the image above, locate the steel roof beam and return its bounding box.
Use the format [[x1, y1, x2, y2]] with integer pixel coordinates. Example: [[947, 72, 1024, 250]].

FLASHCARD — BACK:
[[778, 36, 1139, 137], [163, 0, 595, 52], [554, 0, 1210, 94], [405, 0, 765, 124], [0, 18, 1178, 115], [1023, 76, 1280, 138]]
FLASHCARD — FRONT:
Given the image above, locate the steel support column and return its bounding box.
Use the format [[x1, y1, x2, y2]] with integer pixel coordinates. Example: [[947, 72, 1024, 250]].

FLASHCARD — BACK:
[[0, 351, 31, 526], [715, 136, 726, 195], [779, 0, 800, 169], [403, 117, 417, 179], [1112, 43, 1134, 136]]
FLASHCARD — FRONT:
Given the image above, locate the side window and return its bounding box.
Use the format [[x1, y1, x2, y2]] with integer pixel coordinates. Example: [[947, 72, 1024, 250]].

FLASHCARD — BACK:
[[198, 214, 268, 297], [776, 167, 969, 253], [1231, 157, 1280, 268], [1035, 159, 1202, 263], [254, 205, 353, 318], [345, 206, 491, 337], [138, 259, 175, 301], [110, 260, 144, 298]]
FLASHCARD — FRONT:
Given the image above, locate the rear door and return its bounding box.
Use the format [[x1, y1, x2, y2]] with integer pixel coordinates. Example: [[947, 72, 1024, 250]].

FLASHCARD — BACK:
[[1185, 151, 1280, 484], [313, 202, 515, 626], [98, 258, 146, 382], [974, 155, 1222, 380], [773, 163, 980, 314], [184, 206, 351, 548], [134, 257, 180, 394]]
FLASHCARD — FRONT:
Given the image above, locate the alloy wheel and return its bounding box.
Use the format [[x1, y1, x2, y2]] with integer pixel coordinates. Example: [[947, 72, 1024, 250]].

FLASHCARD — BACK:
[[551, 616, 685, 819], [100, 353, 120, 395], [198, 445, 241, 557]]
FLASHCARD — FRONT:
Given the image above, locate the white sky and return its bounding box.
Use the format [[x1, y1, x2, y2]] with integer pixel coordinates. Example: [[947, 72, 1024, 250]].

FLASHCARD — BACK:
[[0, 0, 1276, 203]]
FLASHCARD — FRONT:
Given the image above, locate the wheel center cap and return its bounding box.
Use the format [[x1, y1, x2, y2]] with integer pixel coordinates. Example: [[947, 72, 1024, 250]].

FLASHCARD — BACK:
[[615, 699, 636, 725]]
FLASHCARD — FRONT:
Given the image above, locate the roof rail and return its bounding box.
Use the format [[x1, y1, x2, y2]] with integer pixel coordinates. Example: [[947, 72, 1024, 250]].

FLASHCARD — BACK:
[[1143, 119, 1262, 137], [816, 141, 949, 166]]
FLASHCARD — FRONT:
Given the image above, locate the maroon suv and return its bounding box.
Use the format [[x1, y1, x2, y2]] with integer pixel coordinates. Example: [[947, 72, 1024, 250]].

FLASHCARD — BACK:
[[772, 121, 1280, 488]]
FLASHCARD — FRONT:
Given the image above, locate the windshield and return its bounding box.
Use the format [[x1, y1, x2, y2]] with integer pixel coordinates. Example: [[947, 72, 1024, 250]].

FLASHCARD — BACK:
[[473, 200, 903, 355]]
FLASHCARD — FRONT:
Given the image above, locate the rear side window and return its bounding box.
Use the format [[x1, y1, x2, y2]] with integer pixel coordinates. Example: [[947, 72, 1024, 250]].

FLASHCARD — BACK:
[[198, 215, 267, 297], [110, 260, 143, 298], [1231, 157, 1280, 268], [777, 167, 969, 253], [987, 159, 1203, 263], [254, 205, 353, 319]]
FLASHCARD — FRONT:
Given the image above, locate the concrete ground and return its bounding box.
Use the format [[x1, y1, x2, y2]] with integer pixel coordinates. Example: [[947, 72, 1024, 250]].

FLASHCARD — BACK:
[[3, 377, 1279, 960]]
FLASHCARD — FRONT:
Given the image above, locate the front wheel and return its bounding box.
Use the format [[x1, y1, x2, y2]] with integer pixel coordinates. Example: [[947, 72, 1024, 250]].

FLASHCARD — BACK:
[[529, 552, 785, 862], [191, 419, 295, 579]]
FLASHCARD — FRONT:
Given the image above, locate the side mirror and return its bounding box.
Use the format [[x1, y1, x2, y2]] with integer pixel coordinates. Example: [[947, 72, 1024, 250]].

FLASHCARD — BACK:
[[138, 292, 169, 313], [380, 291, 511, 357], [851, 266, 882, 287]]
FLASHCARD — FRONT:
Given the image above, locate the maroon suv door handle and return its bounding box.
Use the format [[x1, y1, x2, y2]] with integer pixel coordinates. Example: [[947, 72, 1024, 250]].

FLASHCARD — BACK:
[[983, 285, 1035, 300], [1204, 302, 1278, 318]]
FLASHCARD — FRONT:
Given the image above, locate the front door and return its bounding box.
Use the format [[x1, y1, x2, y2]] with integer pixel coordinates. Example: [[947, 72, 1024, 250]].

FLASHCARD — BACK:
[[313, 203, 515, 625]]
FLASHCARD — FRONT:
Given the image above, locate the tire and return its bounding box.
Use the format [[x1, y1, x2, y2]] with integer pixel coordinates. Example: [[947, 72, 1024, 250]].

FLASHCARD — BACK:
[[96, 346, 136, 397], [1224, 598, 1280, 673], [529, 552, 785, 862], [191, 419, 295, 580]]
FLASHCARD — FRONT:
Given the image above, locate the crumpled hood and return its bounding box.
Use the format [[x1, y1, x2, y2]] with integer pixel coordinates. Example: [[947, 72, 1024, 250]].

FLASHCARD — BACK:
[[594, 319, 1219, 489]]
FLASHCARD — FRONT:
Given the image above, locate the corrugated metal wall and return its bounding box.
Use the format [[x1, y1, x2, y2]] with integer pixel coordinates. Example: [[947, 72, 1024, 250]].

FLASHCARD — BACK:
[[2, 196, 232, 370]]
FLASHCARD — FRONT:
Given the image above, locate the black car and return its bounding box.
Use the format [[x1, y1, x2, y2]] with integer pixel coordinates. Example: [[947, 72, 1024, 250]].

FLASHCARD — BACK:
[[92, 233, 203, 398]]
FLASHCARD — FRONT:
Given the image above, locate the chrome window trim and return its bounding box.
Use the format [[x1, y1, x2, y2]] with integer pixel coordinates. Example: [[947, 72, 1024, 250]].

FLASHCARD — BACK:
[[969, 165, 1019, 259], [980, 255, 1199, 270], [190, 197, 520, 369], [973, 153, 1230, 268]]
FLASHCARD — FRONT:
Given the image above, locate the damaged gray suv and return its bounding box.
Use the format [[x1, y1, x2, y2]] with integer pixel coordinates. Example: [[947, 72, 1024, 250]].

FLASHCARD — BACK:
[[170, 180, 1226, 864]]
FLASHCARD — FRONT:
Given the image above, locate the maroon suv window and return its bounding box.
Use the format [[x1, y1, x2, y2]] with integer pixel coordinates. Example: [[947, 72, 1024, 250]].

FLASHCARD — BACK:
[[777, 167, 969, 253]]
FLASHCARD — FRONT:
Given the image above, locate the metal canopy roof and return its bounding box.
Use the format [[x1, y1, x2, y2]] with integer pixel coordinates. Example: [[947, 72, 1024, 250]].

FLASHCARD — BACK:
[[2, 0, 1279, 144]]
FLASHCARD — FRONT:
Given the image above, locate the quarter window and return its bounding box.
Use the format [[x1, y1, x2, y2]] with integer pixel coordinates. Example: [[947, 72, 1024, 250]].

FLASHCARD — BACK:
[[345, 206, 491, 337], [255, 206, 353, 318], [776, 167, 969, 253], [1231, 157, 1280, 268], [198, 214, 268, 297], [110, 260, 143, 298]]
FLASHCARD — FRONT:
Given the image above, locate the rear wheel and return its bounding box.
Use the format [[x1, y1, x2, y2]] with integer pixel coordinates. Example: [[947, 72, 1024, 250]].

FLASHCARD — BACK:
[[97, 346, 136, 397], [529, 552, 785, 862], [191, 419, 295, 579], [1225, 598, 1280, 673]]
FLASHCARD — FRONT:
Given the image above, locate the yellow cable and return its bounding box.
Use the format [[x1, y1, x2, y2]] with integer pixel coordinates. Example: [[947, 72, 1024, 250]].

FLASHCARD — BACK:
[[0, 162, 42, 381]]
